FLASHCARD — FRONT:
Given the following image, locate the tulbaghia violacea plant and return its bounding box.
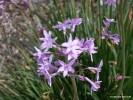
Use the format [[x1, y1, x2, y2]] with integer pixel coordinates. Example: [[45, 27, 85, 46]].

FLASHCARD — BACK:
[[34, 18, 104, 95]]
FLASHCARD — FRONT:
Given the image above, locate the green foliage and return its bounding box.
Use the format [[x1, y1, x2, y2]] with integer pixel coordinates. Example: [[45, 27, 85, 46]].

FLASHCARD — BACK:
[[0, 0, 133, 100]]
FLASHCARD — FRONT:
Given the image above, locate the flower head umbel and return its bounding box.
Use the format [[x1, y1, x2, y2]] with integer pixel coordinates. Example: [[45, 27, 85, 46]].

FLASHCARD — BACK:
[[104, 0, 116, 7], [57, 59, 76, 77], [39, 30, 57, 51], [33, 17, 106, 95]]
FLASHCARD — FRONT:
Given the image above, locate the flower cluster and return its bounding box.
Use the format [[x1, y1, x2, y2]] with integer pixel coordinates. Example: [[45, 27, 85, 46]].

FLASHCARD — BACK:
[[101, 17, 120, 45], [34, 18, 103, 94]]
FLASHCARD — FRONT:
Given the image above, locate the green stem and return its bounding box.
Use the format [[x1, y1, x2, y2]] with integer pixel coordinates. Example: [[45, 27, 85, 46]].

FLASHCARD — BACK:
[[112, 65, 117, 80], [70, 74, 79, 100], [98, 0, 102, 32], [117, 0, 125, 96]]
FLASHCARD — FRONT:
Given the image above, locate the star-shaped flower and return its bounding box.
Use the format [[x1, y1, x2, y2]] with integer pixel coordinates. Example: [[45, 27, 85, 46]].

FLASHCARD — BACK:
[[103, 17, 115, 27], [110, 34, 120, 45], [77, 75, 102, 94], [44, 69, 57, 87], [81, 38, 98, 62], [39, 30, 57, 51], [33, 46, 43, 59], [85, 60, 103, 81], [62, 34, 82, 60], [53, 20, 71, 35], [33, 46, 51, 60], [67, 18, 83, 32], [57, 59, 76, 77], [101, 28, 120, 45], [37, 54, 58, 75]]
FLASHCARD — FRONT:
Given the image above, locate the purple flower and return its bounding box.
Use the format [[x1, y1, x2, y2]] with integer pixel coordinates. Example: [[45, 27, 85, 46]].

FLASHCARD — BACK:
[[53, 18, 83, 34], [39, 30, 57, 51], [85, 60, 103, 81], [33, 46, 43, 58], [33, 46, 52, 61], [37, 62, 48, 76], [67, 18, 83, 32], [85, 77, 102, 93], [38, 60, 55, 73], [101, 28, 120, 45], [33, 46, 42, 59], [67, 51, 81, 61], [62, 34, 82, 60], [101, 28, 109, 39], [110, 34, 120, 45], [57, 59, 76, 77], [81, 38, 98, 62], [53, 20, 71, 35], [37, 54, 57, 73], [77, 75, 102, 93], [103, 17, 115, 27], [44, 69, 57, 87], [104, 0, 116, 7], [37, 54, 58, 87]]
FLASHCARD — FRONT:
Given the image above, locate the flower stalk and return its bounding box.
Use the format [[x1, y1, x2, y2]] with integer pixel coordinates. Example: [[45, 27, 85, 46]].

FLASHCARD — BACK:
[[117, 0, 125, 96], [70, 74, 79, 100]]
